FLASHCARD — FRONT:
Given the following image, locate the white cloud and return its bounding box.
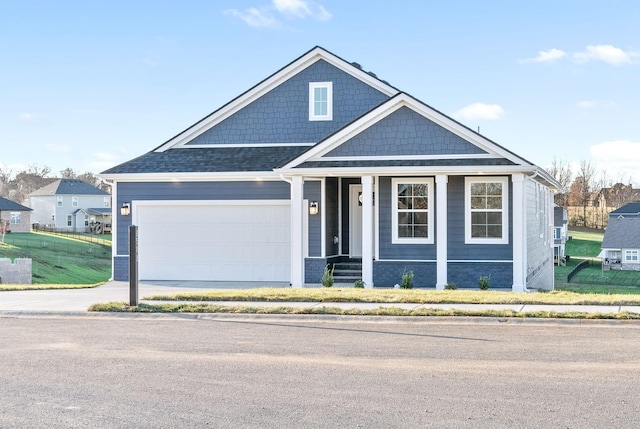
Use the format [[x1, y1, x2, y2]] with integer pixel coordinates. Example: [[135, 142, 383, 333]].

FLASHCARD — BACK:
[[577, 100, 616, 109], [455, 103, 505, 121], [521, 48, 566, 63], [573, 44, 634, 66], [226, 0, 331, 28], [224, 7, 281, 28], [590, 140, 640, 181], [273, 0, 331, 20]]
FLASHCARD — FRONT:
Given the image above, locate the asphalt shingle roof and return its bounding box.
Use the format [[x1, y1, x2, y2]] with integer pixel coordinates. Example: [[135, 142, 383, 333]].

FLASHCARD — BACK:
[[0, 197, 31, 211], [29, 179, 109, 196], [610, 202, 640, 216], [294, 158, 516, 169], [101, 146, 310, 174], [602, 217, 640, 249]]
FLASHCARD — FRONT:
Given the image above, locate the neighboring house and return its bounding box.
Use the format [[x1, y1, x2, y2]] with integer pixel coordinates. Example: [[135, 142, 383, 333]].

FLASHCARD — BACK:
[[553, 204, 568, 265], [0, 196, 32, 233], [567, 183, 640, 229], [100, 46, 559, 291], [600, 219, 640, 271], [600, 202, 640, 271], [28, 179, 111, 233]]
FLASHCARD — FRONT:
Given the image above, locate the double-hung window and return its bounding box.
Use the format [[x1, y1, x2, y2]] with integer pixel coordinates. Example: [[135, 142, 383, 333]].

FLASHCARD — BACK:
[[309, 82, 332, 121], [624, 250, 639, 262], [57, 196, 63, 207], [10, 212, 21, 224], [392, 178, 434, 244], [465, 177, 509, 244], [67, 214, 73, 227], [72, 196, 79, 207]]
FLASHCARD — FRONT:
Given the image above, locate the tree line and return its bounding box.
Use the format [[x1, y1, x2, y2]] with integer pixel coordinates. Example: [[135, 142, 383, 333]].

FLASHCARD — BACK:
[[547, 158, 639, 228], [0, 165, 110, 205]]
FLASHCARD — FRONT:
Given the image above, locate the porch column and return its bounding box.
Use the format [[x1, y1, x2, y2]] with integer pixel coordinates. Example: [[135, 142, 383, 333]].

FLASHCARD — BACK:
[[291, 176, 304, 288], [435, 175, 448, 290], [512, 174, 526, 292], [361, 175, 374, 288]]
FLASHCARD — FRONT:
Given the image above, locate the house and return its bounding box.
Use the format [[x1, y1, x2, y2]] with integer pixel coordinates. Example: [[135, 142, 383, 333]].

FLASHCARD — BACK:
[[100, 46, 559, 291], [553, 204, 568, 265], [28, 179, 112, 233], [567, 183, 640, 229], [0, 196, 33, 233], [600, 202, 640, 271]]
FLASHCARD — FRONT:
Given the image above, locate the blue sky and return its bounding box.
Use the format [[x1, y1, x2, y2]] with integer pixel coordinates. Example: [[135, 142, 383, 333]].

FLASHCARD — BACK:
[[1, 0, 639, 185]]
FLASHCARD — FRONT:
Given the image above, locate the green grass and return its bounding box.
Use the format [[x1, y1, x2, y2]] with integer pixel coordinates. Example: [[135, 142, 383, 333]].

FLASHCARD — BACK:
[[0, 233, 111, 284], [566, 229, 604, 258], [143, 287, 640, 306], [89, 301, 640, 320]]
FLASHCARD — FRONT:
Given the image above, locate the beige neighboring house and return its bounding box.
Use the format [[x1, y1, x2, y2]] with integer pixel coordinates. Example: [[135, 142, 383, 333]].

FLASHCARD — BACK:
[[27, 179, 111, 233], [0, 196, 33, 233]]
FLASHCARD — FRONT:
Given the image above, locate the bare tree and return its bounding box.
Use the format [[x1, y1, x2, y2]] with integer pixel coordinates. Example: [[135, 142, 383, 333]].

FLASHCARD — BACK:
[[547, 158, 573, 207], [59, 168, 76, 179], [575, 160, 597, 227]]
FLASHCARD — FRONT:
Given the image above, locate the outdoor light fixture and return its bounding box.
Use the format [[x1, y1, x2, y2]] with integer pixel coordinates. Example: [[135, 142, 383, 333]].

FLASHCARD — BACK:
[[120, 202, 131, 216], [309, 201, 319, 215]]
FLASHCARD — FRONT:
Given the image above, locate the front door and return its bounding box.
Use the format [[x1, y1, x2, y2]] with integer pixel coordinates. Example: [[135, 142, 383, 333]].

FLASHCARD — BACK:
[[349, 185, 363, 257]]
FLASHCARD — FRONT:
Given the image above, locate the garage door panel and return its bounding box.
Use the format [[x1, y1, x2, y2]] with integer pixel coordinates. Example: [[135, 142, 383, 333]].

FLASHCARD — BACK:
[[137, 202, 291, 282]]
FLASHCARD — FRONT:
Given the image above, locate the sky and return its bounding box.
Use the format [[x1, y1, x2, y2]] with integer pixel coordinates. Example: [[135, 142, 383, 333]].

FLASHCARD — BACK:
[[1, 0, 639, 185]]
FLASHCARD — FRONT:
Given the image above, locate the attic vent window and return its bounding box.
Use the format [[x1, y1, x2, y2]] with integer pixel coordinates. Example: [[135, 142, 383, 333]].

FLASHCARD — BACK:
[[309, 82, 332, 121]]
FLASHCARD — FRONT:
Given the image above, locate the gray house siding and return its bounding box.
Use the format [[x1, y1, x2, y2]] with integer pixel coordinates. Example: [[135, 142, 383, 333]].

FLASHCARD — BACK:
[[186, 59, 390, 145], [304, 181, 322, 257], [325, 178, 339, 256], [377, 176, 437, 260], [446, 176, 513, 260], [325, 106, 488, 157], [447, 262, 513, 289], [526, 180, 554, 290], [305, 257, 327, 284]]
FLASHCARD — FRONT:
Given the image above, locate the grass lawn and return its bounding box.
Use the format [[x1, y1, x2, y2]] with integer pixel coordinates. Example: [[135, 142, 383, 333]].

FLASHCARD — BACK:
[[0, 232, 111, 285], [565, 228, 604, 258], [142, 287, 640, 306]]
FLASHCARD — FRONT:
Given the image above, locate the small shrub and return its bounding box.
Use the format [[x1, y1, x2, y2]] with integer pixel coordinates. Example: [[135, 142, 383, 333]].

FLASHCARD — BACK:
[[478, 275, 491, 291], [353, 280, 365, 288], [401, 270, 414, 289], [444, 282, 458, 290], [321, 264, 335, 287]]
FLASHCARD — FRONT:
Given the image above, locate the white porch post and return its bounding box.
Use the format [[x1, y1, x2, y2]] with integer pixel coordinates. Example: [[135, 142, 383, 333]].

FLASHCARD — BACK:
[[291, 176, 304, 288], [435, 175, 448, 290], [361, 175, 374, 288], [512, 174, 526, 292]]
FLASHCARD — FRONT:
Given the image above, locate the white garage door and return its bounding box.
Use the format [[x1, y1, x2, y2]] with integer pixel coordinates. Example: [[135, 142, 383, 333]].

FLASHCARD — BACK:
[[136, 201, 291, 282]]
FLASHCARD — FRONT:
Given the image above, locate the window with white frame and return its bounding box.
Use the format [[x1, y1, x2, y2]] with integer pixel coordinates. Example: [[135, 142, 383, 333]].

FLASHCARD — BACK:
[[72, 196, 79, 207], [554, 227, 562, 240], [67, 214, 72, 227], [10, 212, 21, 224], [465, 177, 509, 244], [624, 250, 639, 262], [57, 196, 63, 207], [392, 178, 434, 244], [309, 82, 332, 121], [84, 215, 89, 227], [103, 197, 110, 207]]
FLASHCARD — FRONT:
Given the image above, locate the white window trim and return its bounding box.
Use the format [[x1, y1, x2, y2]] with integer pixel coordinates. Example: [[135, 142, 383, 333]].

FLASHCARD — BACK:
[[104, 197, 110, 207], [309, 82, 333, 121], [66, 214, 73, 227], [72, 196, 79, 207], [391, 177, 434, 244], [57, 196, 63, 207], [624, 249, 639, 262], [10, 212, 21, 224], [465, 176, 509, 245]]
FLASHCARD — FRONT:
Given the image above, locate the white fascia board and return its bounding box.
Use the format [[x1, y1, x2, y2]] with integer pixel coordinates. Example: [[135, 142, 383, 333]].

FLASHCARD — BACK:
[[155, 47, 399, 153], [175, 143, 315, 149], [280, 94, 530, 170], [276, 165, 541, 177], [312, 153, 498, 162], [99, 171, 284, 182]]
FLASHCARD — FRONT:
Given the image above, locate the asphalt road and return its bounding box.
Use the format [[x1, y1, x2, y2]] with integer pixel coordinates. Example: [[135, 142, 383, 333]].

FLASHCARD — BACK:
[[1, 314, 639, 428]]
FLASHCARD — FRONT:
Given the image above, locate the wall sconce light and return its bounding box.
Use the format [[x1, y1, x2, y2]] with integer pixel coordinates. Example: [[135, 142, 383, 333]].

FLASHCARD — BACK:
[[309, 201, 319, 215], [120, 202, 131, 216]]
